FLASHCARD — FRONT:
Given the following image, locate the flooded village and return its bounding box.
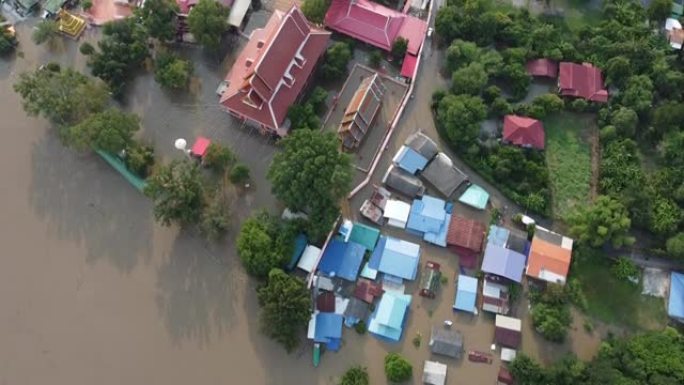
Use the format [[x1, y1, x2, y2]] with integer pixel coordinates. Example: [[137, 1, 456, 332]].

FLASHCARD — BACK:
[[2, 0, 683, 384]]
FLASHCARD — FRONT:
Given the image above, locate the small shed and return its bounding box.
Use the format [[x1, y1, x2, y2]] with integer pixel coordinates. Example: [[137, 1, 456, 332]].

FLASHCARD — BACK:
[[393, 145, 429, 174], [360, 199, 384, 225], [297, 245, 322, 273], [453, 275, 478, 314], [316, 291, 336, 312], [421, 153, 468, 198], [429, 326, 464, 358], [495, 315, 522, 348], [383, 199, 411, 228], [190, 136, 211, 159], [405, 131, 439, 160], [423, 360, 447, 385], [419, 261, 442, 298], [526, 58, 559, 78], [343, 297, 370, 327], [458, 184, 490, 210], [383, 165, 426, 198], [501, 348, 517, 362]]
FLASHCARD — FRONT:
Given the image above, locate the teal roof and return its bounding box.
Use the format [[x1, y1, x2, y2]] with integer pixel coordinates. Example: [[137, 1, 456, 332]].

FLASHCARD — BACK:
[[368, 292, 411, 341], [17, 0, 39, 9], [349, 222, 381, 251], [458, 184, 490, 210], [44, 0, 66, 13], [673, 3, 683, 16]]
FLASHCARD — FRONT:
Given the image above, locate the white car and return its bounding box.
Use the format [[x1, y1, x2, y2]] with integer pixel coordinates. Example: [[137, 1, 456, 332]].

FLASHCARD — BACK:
[[427, 27, 434, 38]]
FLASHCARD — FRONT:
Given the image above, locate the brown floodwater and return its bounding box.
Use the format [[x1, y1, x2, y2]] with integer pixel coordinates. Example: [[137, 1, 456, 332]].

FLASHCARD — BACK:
[[0, 13, 604, 385]]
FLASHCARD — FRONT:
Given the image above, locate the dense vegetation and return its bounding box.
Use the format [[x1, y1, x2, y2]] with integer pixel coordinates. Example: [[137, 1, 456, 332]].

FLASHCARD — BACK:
[[510, 328, 684, 384], [339, 366, 369, 385], [384, 353, 412, 382], [236, 211, 296, 279], [187, 0, 230, 51], [434, 0, 684, 254]]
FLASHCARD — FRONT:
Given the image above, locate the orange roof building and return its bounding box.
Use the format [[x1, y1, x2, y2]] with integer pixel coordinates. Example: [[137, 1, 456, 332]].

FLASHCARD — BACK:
[[338, 72, 385, 150], [526, 227, 573, 284]]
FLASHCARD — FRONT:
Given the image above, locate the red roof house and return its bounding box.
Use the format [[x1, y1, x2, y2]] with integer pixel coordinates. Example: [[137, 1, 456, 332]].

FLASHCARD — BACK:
[[502, 115, 545, 150], [324, 0, 427, 55], [219, 6, 330, 136], [558, 62, 608, 103], [354, 278, 384, 303], [526, 58, 558, 78], [447, 215, 486, 269]]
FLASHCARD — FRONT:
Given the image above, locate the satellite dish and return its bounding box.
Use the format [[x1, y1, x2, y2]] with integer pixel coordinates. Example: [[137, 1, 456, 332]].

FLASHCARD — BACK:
[[174, 138, 187, 151]]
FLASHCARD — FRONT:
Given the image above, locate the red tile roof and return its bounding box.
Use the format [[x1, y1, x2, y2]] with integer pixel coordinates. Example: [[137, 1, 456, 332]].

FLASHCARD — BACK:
[[502, 115, 545, 150], [494, 326, 521, 348], [354, 278, 383, 303], [526, 58, 558, 78], [324, 0, 427, 55], [447, 215, 486, 252], [219, 6, 330, 134], [400, 53, 417, 78], [558, 62, 608, 103]]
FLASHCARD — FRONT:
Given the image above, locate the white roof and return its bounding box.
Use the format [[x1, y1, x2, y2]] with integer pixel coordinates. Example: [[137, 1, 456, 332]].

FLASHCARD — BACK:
[[501, 348, 517, 362], [228, 0, 251, 27], [666, 18, 682, 31], [360, 262, 378, 280], [385, 237, 421, 257], [334, 296, 349, 315], [539, 268, 567, 284], [483, 280, 507, 297], [307, 311, 318, 339], [297, 245, 321, 272], [313, 275, 334, 291], [383, 200, 411, 221], [495, 314, 522, 332], [423, 360, 447, 385]]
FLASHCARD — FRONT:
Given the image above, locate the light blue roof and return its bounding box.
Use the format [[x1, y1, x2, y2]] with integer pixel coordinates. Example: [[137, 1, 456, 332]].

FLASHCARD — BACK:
[[459, 184, 490, 210], [423, 213, 451, 247], [487, 225, 510, 247], [349, 222, 381, 251], [378, 237, 421, 280], [407, 195, 447, 235], [454, 275, 478, 313], [368, 292, 411, 342], [318, 240, 365, 281], [394, 145, 429, 174], [368, 236, 387, 270], [668, 272, 684, 320], [481, 243, 527, 283]]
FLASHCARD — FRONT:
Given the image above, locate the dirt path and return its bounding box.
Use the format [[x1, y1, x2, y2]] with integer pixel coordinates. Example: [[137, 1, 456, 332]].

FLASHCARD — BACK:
[[589, 122, 600, 201]]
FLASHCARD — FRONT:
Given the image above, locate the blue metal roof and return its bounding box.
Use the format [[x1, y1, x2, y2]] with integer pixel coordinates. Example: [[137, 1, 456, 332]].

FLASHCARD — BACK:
[[318, 239, 365, 281], [368, 292, 411, 342], [314, 312, 344, 351], [424, 213, 451, 247], [459, 184, 490, 210], [378, 237, 421, 280], [394, 146, 429, 174], [453, 275, 478, 313], [368, 236, 387, 270], [407, 195, 447, 235], [481, 243, 527, 283], [668, 272, 684, 320], [487, 225, 510, 247], [286, 233, 308, 270]]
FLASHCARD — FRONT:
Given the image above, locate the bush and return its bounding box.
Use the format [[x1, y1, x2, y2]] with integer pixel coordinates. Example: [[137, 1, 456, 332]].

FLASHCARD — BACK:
[[308, 86, 328, 114], [79, 42, 95, 55], [203, 143, 236, 173], [229, 163, 250, 185], [570, 98, 588, 112], [82, 0, 93, 10], [200, 194, 230, 240], [384, 353, 412, 382], [354, 320, 366, 334], [368, 50, 382, 68], [599, 125, 618, 142], [482, 85, 502, 104], [125, 142, 155, 178], [339, 366, 369, 385], [666, 232, 684, 259], [611, 256, 640, 284], [489, 97, 512, 117], [391, 37, 408, 61], [155, 52, 193, 89]]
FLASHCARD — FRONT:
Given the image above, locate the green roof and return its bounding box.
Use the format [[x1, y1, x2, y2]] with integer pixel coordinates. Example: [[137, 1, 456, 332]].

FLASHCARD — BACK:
[[16, 0, 39, 10], [349, 223, 381, 251], [44, 0, 66, 14], [458, 184, 490, 210], [673, 3, 683, 16]]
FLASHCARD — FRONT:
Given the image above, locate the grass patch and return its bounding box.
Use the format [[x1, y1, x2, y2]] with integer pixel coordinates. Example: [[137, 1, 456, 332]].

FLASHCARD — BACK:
[[544, 112, 592, 220], [572, 250, 668, 331]]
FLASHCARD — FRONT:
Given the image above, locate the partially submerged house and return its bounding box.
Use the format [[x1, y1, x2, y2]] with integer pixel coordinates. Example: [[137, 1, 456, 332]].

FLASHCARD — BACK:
[[458, 184, 490, 210], [286, 233, 308, 270], [219, 6, 330, 136], [393, 145, 429, 175], [429, 327, 464, 358], [338, 73, 385, 150], [375, 237, 421, 281], [344, 297, 370, 327], [421, 153, 468, 198], [668, 271, 684, 323], [526, 227, 573, 285], [482, 279, 510, 315], [383, 199, 411, 228], [526, 58, 558, 78], [9, 0, 39, 16], [481, 243, 527, 283], [446, 215, 486, 269], [312, 312, 344, 351], [423, 360, 448, 385], [368, 291, 412, 341], [383, 165, 426, 198], [558, 62, 608, 103], [348, 222, 381, 251], [407, 195, 451, 247], [453, 275, 478, 314], [354, 278, 383, 304], [318, 239, 365, 281], [419, 261, 442, 298], [494, 315, 522, 349], [502, 115, 545, 150], [405, 131, 439, 160]]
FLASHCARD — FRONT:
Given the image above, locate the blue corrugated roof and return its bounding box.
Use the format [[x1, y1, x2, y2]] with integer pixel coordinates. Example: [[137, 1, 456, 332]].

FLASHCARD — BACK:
[[668, 272, 684, 319], [378, 237, 420, 280], [318, 239, 365, 281], [459, 184, 490, 210], [368, 292, 411, 342], [287, 233, 308, 270], [314, 312, 344, 351], [481, 243, 527, 283], [394, 146, 429, 174], [407, 195, 447, 235], [424, 213, 451, 247], [487, 225, 510, 247], [454, 275, 478, 313], [349, 223, 381, 251], [368, 236, 387, 270]]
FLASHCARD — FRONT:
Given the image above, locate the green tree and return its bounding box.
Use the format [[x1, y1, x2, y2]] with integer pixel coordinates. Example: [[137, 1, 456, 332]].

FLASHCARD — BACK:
[[649, 197, 681, 236], [203, 142, 236, 173], [257, 269, 311, 352], [138, 0, 179, 41], [368, 50, 382, 68], [647, 0, 672, 22], [452, 62, 488, 95], [155, 52, 193, 89], [14, 65, 108, 126], [620, 75, 653, 118], [268, 130, 352, 240], [187, 0, 230, 51], [144, 160, 206, 226], [63, 109, 140, 153], [445, 39, 480, 72], [308, 86, 328, 114], [229, 163, 250, 184], [568, 195, 635, 248], [0, 23, 18, 55], [436, 94, 486, 149], [236, 212, 294, 278], [391, 37, 408, 61], [32, 20, 59, 45], [610, 107, 638, 138], [82, 0, 93, 10], [287, 103, 320, 130], [666, 232, 684, 259], [509, 354, 546, 384], [531, 94, 564, 117], [611, 256, 639, 282], [124, 142, 155, 178], [384, 353, 412, 382], [604, 56, 631, 87], [320, 42, 352, 80], [200, 194, 229, 240], [339, 366, 369, 385], [301, 0, 330, 24], [88, 18, 149, 96], [79, 42, 95, 55]]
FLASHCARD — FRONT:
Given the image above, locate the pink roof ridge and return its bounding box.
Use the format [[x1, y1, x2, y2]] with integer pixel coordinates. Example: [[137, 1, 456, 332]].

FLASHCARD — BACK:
[[526, 58, 558, 78], [502, 115, 545, 150], [558, 62, 608, 103]]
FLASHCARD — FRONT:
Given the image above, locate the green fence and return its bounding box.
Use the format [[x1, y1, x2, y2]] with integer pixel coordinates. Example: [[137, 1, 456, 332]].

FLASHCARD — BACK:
[[95, 149, 147, 192]]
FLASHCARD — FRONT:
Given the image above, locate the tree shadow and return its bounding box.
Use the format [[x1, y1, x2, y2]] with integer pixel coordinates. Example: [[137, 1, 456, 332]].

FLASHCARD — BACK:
[[29, 130, 154, 273], [155, 229, 238, 347]]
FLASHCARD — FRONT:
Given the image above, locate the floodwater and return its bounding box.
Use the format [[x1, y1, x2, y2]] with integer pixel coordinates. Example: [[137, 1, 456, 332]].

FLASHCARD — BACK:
[[0, 10, 605, 385]]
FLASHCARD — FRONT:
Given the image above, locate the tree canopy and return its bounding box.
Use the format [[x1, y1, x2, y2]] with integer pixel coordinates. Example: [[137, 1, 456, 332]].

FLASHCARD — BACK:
[[339, 366, 369, 385], [301, 0, 330, 24], [32, 20, 59, 45], [257, 269, 311, 352], [0, 17, 17, 54], [144, 160, 206, 226], [320, 41, 352, 81], [155, 52, 193, 89], [63, 108, 140, 153], [569, 196, 635, 248], [236, 211, 295, 279], [138, 0, 179, 41], [14, 65, 108, 126], [384, 353, 412, 382], [391, 37, 408, 61], [187, 0, 230, 51], [451, 62, 488, 95]]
